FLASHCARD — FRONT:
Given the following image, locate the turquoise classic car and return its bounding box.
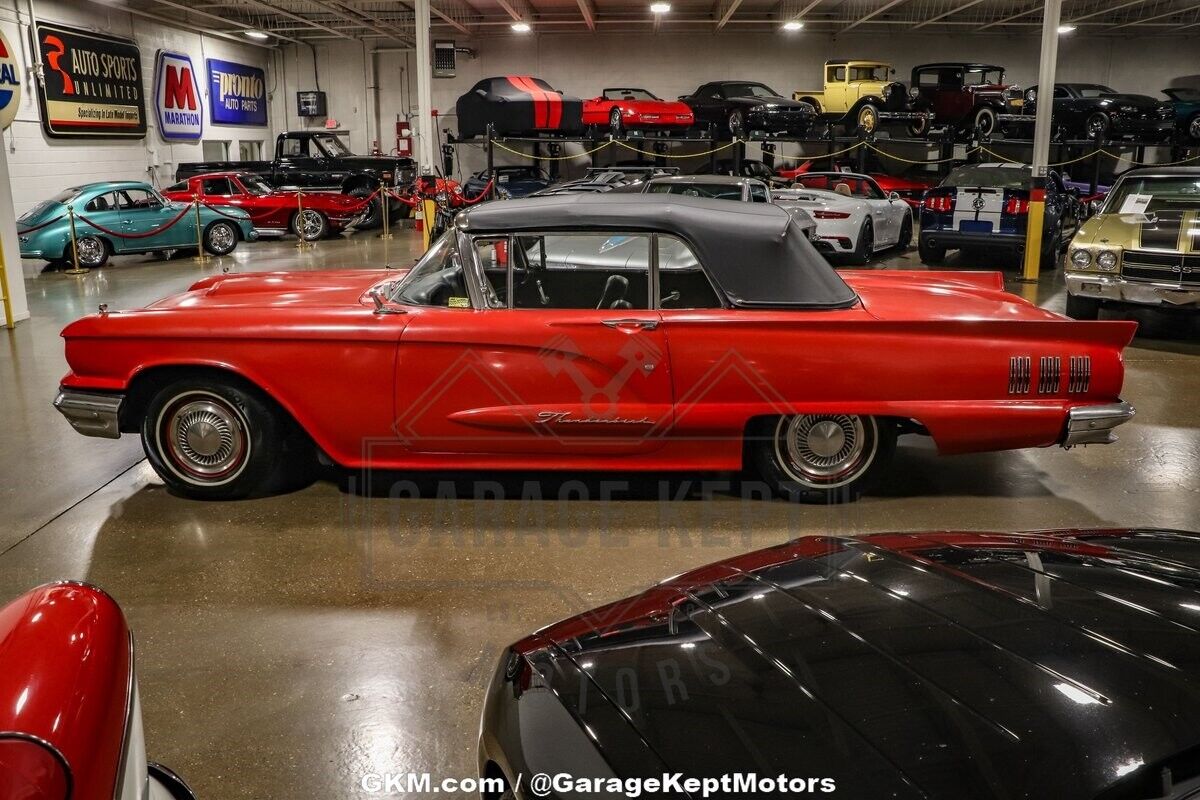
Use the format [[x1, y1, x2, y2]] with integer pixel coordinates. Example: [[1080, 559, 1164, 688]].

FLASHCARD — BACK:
[[17, 181, 257, 269], [1163, 88, 1200, 142]]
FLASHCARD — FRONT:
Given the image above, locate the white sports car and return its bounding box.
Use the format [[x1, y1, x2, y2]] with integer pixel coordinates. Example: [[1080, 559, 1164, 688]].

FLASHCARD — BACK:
[[773, 172, 913, 264]]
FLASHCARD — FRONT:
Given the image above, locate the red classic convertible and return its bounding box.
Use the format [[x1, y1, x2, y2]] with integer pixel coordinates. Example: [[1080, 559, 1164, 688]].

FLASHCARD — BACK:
[[53, 195, 1135, 502], [162, 172, 367, 241], [582, 88, 695, 135]]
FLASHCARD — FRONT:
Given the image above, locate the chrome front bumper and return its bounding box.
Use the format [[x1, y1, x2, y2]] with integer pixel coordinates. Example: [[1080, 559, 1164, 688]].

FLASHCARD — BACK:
[[53, 390, 124, 439], [1067, 273, 1200, 307], [1062, 401, 1135, 447]]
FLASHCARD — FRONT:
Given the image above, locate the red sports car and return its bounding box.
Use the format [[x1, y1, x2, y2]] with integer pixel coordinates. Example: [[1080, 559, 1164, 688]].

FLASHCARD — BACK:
[[53, 194, 1135, 503], [162, 172, 368, 241], [583, 88, 695, 134], [779, 160, 936, 209]]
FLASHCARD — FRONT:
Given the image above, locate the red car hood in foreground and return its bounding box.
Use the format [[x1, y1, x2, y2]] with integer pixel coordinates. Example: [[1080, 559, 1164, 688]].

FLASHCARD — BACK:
[[147, 270, 400, 311]]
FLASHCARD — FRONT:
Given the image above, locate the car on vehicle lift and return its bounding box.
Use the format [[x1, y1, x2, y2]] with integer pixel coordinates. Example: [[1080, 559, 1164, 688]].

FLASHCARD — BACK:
[[907, 62, 1028, 138], [463, 165, 551, 199], [918, 162, 1083, 269], [54, 194, 1133, 504], [679, 81, 818, 138], [792, 59, 930, 134], [175, 131, 415, 228], [1018, 84, 1176, 142], [1161, 87, 1200, 142]]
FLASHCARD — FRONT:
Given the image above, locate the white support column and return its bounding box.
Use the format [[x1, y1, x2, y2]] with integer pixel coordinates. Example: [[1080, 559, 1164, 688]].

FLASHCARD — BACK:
[[1020, 0, 1062, 282], [0, 143, 30, 326], [414, 0, 436, 175]]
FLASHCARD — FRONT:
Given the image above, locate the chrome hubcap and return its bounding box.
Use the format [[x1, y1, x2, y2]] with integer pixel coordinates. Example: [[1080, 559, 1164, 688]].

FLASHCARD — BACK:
[[77, 238, 103, 265], [1190, 117, 1200, 139], [160, 394, 249, 483], [776, 414, 877, 487], [300, 210, 323, 239], [209, 224, 234, 251]]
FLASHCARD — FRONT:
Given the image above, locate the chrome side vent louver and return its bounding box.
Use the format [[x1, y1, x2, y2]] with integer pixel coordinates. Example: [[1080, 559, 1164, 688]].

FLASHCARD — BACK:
[[1068, 356, 1092, 393], [1038, 356, 1061, 394], [1009, 356, 1031, 394]]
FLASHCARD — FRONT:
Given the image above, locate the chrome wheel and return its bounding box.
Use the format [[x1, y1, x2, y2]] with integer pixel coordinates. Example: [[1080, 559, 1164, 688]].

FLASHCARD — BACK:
[[206, 222, 236, 254], [1189, 115, 1200, 141], [728, 110, 744, 137], [858, 105, 879, 132], [1086, 113, 1109, 138], [157, 391, 250, 486], [609, 108, 623, 135], [75, 236, 106, 267], [774, 414, 878, 488], [297, 209, 325, 241]]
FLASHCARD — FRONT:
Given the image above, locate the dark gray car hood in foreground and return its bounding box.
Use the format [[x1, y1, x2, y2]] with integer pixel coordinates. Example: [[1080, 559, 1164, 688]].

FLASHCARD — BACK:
[[505, 530, 1200, 800]]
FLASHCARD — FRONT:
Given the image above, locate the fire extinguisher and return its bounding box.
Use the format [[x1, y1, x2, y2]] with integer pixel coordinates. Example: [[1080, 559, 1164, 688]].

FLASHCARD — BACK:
[[395, 121, 413, 158]]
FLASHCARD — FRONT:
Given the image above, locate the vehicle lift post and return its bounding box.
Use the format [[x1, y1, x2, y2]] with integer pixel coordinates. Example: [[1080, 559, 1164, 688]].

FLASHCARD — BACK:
[[708, 124, 719, 174], [1090, 131, 1103, 197], [485, 124, 496, 200], [1021, 0, 1063, 283]]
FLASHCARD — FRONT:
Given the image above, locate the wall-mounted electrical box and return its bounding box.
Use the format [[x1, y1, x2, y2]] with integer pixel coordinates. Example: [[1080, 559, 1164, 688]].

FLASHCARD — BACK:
[[297, 91, 327, 117]]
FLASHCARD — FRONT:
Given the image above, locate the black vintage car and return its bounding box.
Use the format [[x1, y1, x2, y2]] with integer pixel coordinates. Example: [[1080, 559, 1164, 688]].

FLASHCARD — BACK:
[[680, 81, 817, 138], [480, 528, 1200, 800], [1021, 83, 1176, 141], [456, 76, 584, 138], [909, 62, 1026, 137]]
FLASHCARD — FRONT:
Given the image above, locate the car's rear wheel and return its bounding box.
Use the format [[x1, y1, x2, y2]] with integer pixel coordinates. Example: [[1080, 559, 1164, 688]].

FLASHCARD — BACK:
[[1065, 293, 1102, 320], [973, 106, 998, 137], [857, 104, 880, 133], [141, 378, 314, 500], [291, 208, 328, 241], [1086, 112, 1111, 139], [751, 415, 896, 504], [848, 218, 873, 265], [609, 107, 624, 136], [918, 236, 946, 263], [1188, 113, 1200, 142], [202, 221, 238, 256], [73, 236, 109, 269], [728, 110, 745, 138]]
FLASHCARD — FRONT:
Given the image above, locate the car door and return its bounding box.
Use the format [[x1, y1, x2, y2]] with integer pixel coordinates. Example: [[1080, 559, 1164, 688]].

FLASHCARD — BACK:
[[392, 231, 674, 457], [77, 191, 123, 248], [274, 137, 321, 188], [112, 188, 186, 250], [688, 85, 724, 127]]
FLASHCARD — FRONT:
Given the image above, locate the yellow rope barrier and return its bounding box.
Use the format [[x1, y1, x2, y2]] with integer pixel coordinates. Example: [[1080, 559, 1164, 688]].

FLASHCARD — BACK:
[[490, 139, 614, 160], [1101, 148, 1200, 167], [865, 142, 979, 165], [768, 141, 865, 162], [611, 139, 739, 159]]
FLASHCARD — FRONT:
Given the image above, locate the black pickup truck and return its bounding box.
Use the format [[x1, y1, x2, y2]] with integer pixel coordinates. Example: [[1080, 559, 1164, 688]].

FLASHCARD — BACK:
[[175, 131, 415, 228]]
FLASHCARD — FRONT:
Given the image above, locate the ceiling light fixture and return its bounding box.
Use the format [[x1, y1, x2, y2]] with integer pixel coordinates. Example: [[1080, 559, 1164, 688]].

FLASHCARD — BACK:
[[1057, 24, 1076, 33], [782, 20, 804, 30], [650, 2, 671, 13], [243, 29, 270, 39], [510, 21, 531, 31]]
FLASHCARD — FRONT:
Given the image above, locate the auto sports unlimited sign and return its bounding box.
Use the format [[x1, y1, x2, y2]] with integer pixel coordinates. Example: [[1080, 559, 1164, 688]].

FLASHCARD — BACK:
[[154, 50, 202, 140], [0, 29, 21, 130], [207, 58, 267, 126], [33, 22, 146, 138]]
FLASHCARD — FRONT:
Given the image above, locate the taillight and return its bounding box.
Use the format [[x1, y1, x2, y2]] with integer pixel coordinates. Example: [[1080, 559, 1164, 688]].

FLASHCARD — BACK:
[[923, 195, 954, 212], [813, 210, 851, 219], [1005, 196, 1029, 215]]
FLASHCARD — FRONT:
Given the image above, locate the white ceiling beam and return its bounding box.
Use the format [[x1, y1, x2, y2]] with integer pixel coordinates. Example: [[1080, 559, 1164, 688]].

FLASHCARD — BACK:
[[1067, 0, 1151, 23], [84, 0, 279, 47], [913, 0, 987, 29], [234, 0, 357, 39], [978, 3, 1041, 30], [496, 0, 534, 22], [575, 0, 597, 30], [1110, 0, 1200, 27], [141, 0, 304, 42], [715, 0, 746, 29], [843, 0, 908, 31]]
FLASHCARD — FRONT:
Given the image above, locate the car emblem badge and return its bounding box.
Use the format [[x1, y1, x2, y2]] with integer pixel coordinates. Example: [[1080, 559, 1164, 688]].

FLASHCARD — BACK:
[[972, 196, 986, 211]]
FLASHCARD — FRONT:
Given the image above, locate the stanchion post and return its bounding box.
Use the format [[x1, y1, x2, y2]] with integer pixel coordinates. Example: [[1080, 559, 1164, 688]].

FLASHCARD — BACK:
[[421, 198, 437, 251], [63, 205, 88, 275], [377, 182, 393, 241], [708, 123, 718, 175], [1090, 131, 1103, 196], [0, 228, 14, 327], [486, 123, 496, 200], [732, 138, 742, 176], [295, 190, 312, 250], [826, 124, 836, 170], [192, 196, 211, 263], [856, 130, 868, 173]]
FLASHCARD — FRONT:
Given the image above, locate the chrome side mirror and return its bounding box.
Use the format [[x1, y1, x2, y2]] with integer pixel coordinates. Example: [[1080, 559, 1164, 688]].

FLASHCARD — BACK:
[[889, 191, 901, 201], [1088, 200, 1102, 217], [370, 288, 405, 315]]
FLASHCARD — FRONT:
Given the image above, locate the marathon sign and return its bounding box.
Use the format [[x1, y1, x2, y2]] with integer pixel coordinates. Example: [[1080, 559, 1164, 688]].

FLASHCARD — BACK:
[[154, 51, 202, 140], [0, 29, 21, 130], [33, 21, 146, 138], [207, 58, 267, 126]]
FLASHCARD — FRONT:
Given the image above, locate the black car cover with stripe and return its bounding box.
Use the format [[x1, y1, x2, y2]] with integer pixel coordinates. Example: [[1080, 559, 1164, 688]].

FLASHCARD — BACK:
[[456, 76, 584, 138]]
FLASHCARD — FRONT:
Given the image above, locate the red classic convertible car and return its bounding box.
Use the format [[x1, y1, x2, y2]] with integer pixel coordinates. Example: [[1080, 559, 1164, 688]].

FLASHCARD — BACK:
[[582, 88, 695, 134], [162, 172, 367, 241], [0, 582, 196, 799], [53, 195, 1135, 503]]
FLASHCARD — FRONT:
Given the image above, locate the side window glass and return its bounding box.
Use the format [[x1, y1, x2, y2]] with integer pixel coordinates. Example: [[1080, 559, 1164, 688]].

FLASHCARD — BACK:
[[511, 233, 650, 310], [658, 235, 721, 309], [84, 192, 115, 212], [117, 189, 161, 210], [280, 138, 303, 157], [749, 183, 769, 203], [201, 178, 232, 196], [1053, 87, 1070, 99], [473, 236, 509, 307], [394, 235, 471, 308]]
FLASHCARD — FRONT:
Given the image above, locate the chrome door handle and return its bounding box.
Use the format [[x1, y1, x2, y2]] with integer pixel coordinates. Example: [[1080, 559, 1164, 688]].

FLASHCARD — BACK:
[[602, 318, 659, 331]]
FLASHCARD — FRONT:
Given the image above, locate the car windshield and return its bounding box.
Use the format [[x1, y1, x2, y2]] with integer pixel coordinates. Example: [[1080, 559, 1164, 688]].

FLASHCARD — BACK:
[[1073, 85, 1118, 98], [848, 65, 889, 82], [723, 83, 779, 99], [392, 235, 472, 307], [646, 182, 743, 200], [942, 165, 1031, 189], [240, 175, 274, 195], [965, 68, 1004, 86], [312, 134, 353, 158], [604, 88, 657, 100], [1104, 176, 1200, 214]]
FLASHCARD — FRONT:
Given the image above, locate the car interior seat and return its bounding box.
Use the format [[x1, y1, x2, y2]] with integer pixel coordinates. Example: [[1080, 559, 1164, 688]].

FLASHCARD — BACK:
[[597, 274, 632, 309], [834, 182, 853, 197]]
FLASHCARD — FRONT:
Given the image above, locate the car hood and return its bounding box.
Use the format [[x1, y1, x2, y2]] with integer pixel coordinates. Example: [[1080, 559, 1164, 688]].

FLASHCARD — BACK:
[[1073, 209, 1189, 248], [841, 269, 1073, 322], [729, 95, 810, 110], [1098, 93, 1163, 108], [149, 269, 400, 310], [524, 529, 1200, 798]]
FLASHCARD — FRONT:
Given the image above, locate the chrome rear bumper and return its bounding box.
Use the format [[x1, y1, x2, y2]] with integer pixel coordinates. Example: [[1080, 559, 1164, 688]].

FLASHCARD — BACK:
[[53, 390, 124, 439], [1062, 401, 1135, 447]]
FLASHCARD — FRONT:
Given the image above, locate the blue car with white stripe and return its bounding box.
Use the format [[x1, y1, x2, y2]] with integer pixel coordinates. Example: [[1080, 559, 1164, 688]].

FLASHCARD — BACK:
[[918, 162, 1082, 269]]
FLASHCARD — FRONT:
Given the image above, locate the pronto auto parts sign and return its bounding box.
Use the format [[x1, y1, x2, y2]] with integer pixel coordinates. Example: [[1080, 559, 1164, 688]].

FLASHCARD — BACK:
[[154, 50, 202, 140], [0, 30, 21, 130], [33, 22, 146, 138], [207, 58, 267, 126]]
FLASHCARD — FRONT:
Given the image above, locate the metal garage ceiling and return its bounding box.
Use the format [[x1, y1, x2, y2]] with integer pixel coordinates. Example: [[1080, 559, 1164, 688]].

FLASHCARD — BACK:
[[110, 0, 1200, 42]]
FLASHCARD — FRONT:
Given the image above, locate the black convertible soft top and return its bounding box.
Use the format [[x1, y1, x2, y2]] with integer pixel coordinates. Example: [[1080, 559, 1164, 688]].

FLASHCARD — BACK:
[[455, 194, 857, 309]]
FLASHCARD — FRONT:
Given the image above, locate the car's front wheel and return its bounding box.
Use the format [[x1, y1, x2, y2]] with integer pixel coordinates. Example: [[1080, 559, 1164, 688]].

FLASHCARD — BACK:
[[973, 106, 998, 137], [1189, 113, 1200, 142], [202, 221, 239, 256], [72, 235, 110, 269], [609, 107, 624, 136], [350, 186, 382, 229], [897, 214, 913, 249], [728, 110, 745, 138], [857, 104, 880, 133], [292, 208, 329, 241], [141, 378, 313, 500], [751, 415, 896, 504], [1086, 112, 1111, 139], [848, 218, 873, 265]]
